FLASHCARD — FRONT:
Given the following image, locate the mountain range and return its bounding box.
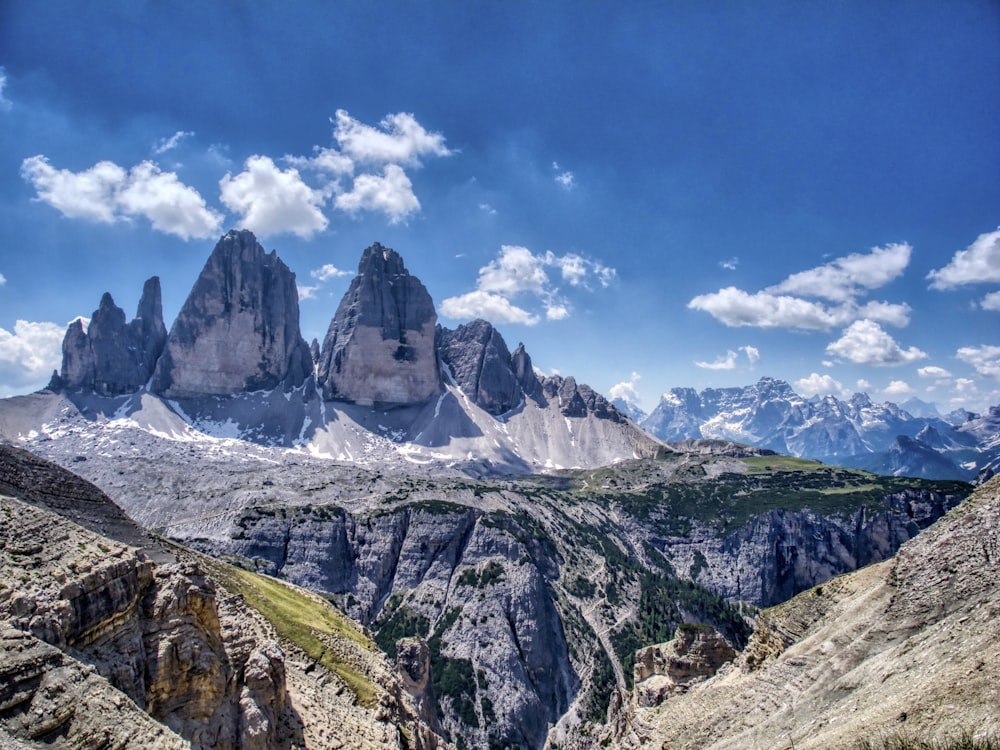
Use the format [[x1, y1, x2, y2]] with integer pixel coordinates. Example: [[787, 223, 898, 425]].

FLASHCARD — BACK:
[[0, 230, 995, 748], [618, 378, 1000, 481], [34, 229, 653, 475]]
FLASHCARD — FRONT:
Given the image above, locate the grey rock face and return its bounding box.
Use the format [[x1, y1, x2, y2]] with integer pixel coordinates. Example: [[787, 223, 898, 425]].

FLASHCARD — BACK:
[[152, 230, 313, 398], [215, 502, 577, 750], [542, 374, 626, 422], [633, 624, 737, 707], [318, 243, 440, 406], [659, 488, 963, 607], [56, 278, 167, 395], [437, 319, 521, 415]]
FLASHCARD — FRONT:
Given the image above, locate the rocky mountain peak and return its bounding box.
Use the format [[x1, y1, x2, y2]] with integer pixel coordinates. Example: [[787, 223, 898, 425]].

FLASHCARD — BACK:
[[437, 319, 522, 416], [54, 279, 166, 396], [151, 230, 312, 398], [317, 242, 440, 406]]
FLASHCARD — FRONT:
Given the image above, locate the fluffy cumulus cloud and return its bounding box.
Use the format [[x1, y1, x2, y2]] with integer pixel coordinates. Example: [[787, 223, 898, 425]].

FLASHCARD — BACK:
[[927, 229, 1000, 289], [440, 245, 615, 325], [332, 109, 451, 166], [21, 156, 222, 239], [439, 290, 540, 326], [609, 372, 642, 407], [770, 243, 911, 302], [220, 155, 328, 238], [334, 164, 420, 224], [825, 319, 927, 366], [795, 372, 844, 397], [310, 264, 352, 282], [981, 291, 1000, 312], [0, 320, 66, 396], [955, 345, 1000, 378], [689, 243, 913, 331]]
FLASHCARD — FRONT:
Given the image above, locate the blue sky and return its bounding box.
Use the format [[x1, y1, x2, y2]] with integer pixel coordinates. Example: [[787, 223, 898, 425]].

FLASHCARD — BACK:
[[1, 1, 998, 413]]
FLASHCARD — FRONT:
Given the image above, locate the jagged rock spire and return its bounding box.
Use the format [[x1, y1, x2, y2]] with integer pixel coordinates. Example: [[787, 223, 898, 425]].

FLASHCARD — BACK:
[[55, 278, 166, 396]]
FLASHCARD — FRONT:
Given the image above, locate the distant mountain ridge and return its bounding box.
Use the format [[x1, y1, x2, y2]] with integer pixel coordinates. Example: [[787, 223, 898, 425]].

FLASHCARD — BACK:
[[28, 230, 655, 474], [638, 377, 999, 480]]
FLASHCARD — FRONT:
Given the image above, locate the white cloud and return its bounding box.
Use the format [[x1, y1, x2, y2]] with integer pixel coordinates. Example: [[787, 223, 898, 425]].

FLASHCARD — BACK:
[[917, 366, 952, 379], [333, 109, 451, 166], [981, 291, 1000, 311], [220, 155, 327, 238], [688, 287, 838, 330], [825, 319, 928, 366], [857, 300, 912, 327], [695, 351, 738, 370], [118, 161, 224, 240], [0, 320, 65, 396], [769, 243, 911, 302], [695, 345, 759, 370], [310, 264, 352, 282], [297, 285, 319, 301], [720, 257, 739, 271], [0, 68, 11, 111], [21, 156, 125, 222], [546, 303, 570, 321], [883, 380, 915, 398], [691, 243, 913, 332], [440, 245, 615, 325], [857, 379, 872, 391], [439, 290, 540, 325], [0, 273, 6, 286], [552, 162, 575, 189], [286, 146, 355, 177], [609, 372, 642, 406], [927, 228, 1000, 289], [334, 164, 419, 223], [21, 156, 222, 239], [477, 246, 550, 296], [479, 203, 497, 215], [795, 372, 844, 397], [153, 130, 194, 154], [955, 345, 1000, 378]]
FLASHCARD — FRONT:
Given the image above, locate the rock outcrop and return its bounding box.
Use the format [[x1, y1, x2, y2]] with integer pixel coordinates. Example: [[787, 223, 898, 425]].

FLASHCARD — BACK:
[[437, 319, 522, 416], [208, 501, 578, 750], [152, 230, 313, 398], [0, 494, 291, 749], [633, 624, 737, 707], [0, 627, 188, 749], [0, 445, 448, 749], [55, 277, 167, 395], [318, 243, 440, 406], [635, 476, 1000, 750]]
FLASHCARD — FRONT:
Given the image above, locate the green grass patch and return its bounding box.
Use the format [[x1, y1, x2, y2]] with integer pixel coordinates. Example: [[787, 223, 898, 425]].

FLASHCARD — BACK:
[[206, 561, 379, 707]]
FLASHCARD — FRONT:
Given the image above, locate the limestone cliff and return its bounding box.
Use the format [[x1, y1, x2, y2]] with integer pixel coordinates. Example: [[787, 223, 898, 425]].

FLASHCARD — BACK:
[[631, 476, 1000, 750], [0, 446, 449, 750], [152, 230, 313, 398], [317, 242, 440, 405], [55, 277, 167, 395]]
